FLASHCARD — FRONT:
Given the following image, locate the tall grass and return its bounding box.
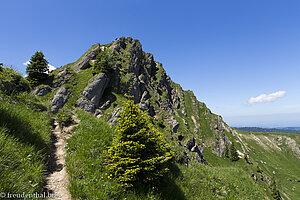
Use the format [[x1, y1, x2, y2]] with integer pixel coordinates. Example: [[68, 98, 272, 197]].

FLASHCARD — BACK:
[[0, 99, 51, 194]]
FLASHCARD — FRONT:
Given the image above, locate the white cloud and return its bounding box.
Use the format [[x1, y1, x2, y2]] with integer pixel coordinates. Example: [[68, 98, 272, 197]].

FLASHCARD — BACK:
[[48, 64, 56, 71], [23, 61, 29, 66], [248, 91, 286, 104]]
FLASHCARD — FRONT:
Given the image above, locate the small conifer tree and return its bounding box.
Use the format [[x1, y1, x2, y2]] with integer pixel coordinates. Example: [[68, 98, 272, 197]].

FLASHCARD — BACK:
[[26, 51, 49, 85], [105, 94, 173, 188], [229, 143, 239, 161]]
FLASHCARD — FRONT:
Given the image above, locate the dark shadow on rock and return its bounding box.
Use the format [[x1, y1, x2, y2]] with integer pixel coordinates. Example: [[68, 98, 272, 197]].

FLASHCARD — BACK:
[[0, 108, 49, 153]]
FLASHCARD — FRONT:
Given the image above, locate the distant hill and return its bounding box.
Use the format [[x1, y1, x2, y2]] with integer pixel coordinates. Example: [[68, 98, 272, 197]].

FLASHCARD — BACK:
[[235, 127, 300, 134]]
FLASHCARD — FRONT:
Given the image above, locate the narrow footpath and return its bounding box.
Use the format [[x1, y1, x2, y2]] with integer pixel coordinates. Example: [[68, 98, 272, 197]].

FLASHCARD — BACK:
[[44, 115, 80, 200]]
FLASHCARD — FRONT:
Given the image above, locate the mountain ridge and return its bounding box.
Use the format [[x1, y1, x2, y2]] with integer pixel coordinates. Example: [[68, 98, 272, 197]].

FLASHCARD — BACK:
[[1, 37, 299, 199]]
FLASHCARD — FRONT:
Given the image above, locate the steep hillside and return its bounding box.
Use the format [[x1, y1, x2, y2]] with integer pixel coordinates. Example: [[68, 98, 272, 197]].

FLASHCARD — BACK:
[[1, 37, 299, 199]]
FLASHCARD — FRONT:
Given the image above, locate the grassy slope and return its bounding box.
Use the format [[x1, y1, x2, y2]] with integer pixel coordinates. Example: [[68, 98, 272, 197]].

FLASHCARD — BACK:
[[66, 108, 271, 200], [238, 131, 300, 199], [0, 92, 51, 194]]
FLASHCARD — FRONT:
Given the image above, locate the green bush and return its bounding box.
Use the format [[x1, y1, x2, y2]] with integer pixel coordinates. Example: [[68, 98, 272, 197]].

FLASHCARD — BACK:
[[105, 94, 173, 188], [93, 48, 116, 75], [0, 66, 30, 93]]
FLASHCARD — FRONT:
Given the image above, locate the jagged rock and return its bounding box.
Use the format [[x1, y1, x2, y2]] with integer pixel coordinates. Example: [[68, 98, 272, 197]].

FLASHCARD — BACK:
[[251, 172, 257, 182], [73, 44, 100, 72], [110, 37, 126, 52], [185, 138, 207, 164], [130, 76, 145, 103], [186, 138, 196, 151], [108, 107, 123, 124], [32, 85, 52, 96], [94, 109, 103, 118], [51, 87, 69, 114], [168, 116, 179, 133], [182, 107, 187, 116], [127, 40, 143, 76], [82, 73, 110, 107], [172, 90, 180, 109], [53, 69, 73, 88], [76, 97, 95, 113]]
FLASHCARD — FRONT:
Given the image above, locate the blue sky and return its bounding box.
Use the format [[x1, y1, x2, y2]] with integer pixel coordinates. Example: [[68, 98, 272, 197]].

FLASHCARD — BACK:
[[1, 0, 300, 127]]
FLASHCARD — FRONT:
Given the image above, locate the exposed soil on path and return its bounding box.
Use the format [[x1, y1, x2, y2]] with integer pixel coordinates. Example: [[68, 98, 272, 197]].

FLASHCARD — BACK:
[[44, 115, 80, 200]]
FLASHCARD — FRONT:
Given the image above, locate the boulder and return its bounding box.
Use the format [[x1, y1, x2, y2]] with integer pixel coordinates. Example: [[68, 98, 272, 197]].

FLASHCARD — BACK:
[[32, 85, 52, 96], [76, 97, 95, 113], [51, 87, 69, 114], [73, 44, 100, 72], [82, 73, 110, 107]]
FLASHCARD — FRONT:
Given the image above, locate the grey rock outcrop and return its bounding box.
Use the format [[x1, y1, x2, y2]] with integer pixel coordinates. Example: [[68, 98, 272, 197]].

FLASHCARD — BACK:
[[51, 87, 70, 114], [251, 172, 257, 182], [32, 85, 52, 96], [53, 69, 73, 88], [76, 73, 110, 112], [108, 107, 123, 124], [83, 73, 109, 106], [73, 44, 100, 73], [168, 116, 179, 133], [185, 138, 207, 164], [110, 37, 126, 52], [76, 97, 95, 113]]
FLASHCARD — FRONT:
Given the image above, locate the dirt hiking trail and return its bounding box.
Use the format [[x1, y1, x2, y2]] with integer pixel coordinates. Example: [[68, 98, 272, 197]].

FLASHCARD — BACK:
[[44, 115, 80, 200]]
